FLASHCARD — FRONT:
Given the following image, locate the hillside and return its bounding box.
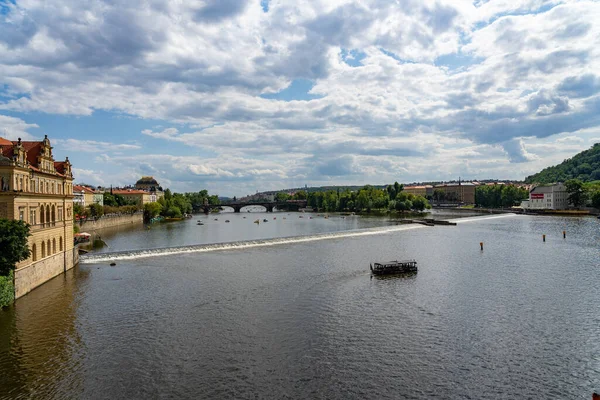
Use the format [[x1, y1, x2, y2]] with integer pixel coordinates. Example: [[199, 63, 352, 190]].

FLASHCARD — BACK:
[[524, 143, 600, 184]]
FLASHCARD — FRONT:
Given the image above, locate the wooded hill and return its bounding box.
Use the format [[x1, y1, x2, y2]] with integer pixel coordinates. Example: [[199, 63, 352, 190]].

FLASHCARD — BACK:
[[524, 143, 600, 184]]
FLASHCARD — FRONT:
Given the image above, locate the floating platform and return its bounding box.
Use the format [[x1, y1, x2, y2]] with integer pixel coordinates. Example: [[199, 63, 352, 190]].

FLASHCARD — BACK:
[[370, 260, 418, 275]]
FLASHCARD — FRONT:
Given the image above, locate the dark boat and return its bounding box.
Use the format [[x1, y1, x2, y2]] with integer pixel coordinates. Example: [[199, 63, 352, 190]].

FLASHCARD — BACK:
[[370, 260, 417, 275]]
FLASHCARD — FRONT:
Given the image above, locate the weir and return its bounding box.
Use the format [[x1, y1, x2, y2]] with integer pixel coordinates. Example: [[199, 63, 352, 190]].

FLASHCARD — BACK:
[[80, 214, 518, 264]]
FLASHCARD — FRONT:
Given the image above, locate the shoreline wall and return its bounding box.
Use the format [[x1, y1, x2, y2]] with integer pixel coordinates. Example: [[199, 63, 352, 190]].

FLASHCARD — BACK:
[[14, 248, 78, 299], [78, 213, 143, 231]]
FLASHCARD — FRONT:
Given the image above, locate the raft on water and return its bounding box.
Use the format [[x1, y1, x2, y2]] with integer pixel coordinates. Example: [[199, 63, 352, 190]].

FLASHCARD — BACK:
[[370, 260, 417, 275]]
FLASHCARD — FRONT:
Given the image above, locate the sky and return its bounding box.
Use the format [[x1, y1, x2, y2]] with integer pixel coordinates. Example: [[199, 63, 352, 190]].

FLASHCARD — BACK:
[[1, 0, 600, 197]]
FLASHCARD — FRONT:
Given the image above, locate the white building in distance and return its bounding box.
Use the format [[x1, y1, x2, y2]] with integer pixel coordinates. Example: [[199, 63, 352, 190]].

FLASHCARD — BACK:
[[521, 183, 569, 210]]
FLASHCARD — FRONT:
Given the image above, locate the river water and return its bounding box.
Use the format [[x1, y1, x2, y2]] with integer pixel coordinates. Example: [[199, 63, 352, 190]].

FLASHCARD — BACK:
[[1, 212, 600, 399]]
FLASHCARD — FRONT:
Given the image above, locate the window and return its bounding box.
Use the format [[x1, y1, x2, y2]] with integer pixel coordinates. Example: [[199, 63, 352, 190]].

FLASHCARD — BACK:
[[58, 207, 63, 221], [59, 237, 63, 252], [52, 238, 56, 254], [30, 209, 36, 225], [32, 244, 37, 261], [19, 208, 25, 221], [47, 239, 51, 255], [41, 242, 46, 258]]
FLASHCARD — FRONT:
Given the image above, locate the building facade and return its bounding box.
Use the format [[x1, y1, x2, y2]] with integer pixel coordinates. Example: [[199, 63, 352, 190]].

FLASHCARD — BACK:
[[0, 135, 77, 298], [523, 183, 569, 210], [403, 185, 433, 198], [112, 189, 153, 205], [434, 182, 476, 204]]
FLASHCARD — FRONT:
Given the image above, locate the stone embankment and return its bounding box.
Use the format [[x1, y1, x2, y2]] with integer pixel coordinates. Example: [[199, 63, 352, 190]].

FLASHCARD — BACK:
[[77, 212, 143, 231]]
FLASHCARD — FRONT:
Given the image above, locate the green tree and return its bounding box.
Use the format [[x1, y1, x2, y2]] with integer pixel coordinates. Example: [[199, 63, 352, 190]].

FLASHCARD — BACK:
[[293, 190, 307, 200], [144, 202, 163, 221], [0, 219, 31, 276], [275, 192, 291, 202], [565, 179, 588, 208], [103, 192, 118, 207], [165, 206, 182, 218], [89, 203, 104, 218], [590, 190, 600, 209]]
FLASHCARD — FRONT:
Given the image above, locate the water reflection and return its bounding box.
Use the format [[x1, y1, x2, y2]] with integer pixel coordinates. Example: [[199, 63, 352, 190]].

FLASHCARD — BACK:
[[0, 267, 89, 399]]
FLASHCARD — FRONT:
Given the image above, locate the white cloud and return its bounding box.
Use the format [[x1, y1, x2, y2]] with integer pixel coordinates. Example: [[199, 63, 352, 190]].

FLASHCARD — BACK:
[[54, 139, 141, 152], [0, 115, 39, 140], [0, 0, 599, 193]]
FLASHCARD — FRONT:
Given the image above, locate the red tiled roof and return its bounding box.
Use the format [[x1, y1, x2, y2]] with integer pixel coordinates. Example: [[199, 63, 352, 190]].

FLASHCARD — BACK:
[[0, 144, 14, 159], [54, 161, 65, 173], [0, 136, 70, 177], [112, 189, 147, 195], [74, 185, 95, 193], [16, 141, 43, 166]]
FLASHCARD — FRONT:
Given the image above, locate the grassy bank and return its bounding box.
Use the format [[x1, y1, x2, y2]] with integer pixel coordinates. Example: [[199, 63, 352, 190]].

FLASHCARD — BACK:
[[0, 271, 14, 308]]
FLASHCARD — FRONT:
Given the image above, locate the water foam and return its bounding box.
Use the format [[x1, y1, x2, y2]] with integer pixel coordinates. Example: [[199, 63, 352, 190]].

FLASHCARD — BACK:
[[80, 213, 519, 263]]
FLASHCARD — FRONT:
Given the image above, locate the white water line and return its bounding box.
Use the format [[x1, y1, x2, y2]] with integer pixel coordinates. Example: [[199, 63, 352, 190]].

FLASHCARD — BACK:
[[81, 214, 519, 263]]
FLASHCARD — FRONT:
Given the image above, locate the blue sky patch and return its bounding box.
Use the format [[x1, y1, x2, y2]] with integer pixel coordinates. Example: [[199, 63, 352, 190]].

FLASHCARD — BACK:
[[434, 52, 483, 73], [0, 0, 15, 16], [379, 48, 416, 64], [260, 0, 269, 12], [341, 48, 366, 67], [260, 79, 324, 101]]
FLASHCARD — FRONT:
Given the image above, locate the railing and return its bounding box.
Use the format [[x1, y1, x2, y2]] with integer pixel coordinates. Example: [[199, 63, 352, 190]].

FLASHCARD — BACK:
[[30, 221, 67, 231]]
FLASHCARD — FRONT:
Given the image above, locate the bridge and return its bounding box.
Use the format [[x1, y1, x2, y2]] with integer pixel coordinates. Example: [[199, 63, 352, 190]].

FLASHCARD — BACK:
[[205, 200, 308, 213]]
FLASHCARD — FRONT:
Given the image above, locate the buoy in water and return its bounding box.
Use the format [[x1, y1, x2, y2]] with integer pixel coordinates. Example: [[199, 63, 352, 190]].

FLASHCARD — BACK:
[[110, 262, 116, 266]]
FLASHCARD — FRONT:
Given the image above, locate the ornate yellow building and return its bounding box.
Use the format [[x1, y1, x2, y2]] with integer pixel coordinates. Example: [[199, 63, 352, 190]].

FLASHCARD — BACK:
[[0, 135, 77, 298]]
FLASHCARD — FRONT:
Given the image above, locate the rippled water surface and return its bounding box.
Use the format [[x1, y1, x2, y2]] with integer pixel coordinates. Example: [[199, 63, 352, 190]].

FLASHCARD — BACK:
[[1, 213, 600, 399]]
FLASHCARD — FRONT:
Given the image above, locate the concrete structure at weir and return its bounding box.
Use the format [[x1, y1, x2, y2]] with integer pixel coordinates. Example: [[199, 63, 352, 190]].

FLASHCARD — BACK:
[[0, 135, 77, 299]]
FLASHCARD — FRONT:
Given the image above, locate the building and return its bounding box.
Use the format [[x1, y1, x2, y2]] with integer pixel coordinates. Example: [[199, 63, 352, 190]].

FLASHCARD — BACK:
[[93, 189, 104, 206], [0, 135, 76, 298], [73, 185, 86, 207], [135, 176, 160, 191], [112, 188, 154, 205], [434, 182, 476, 204], [73, 185, 104, 209], [522, 183, 569, 210], [134, 176, 163, 200], [403, 185, 433, 198]]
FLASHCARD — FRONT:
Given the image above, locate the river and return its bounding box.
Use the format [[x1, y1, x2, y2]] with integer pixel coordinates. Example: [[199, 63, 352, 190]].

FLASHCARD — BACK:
[[1, 212, 599, 399]]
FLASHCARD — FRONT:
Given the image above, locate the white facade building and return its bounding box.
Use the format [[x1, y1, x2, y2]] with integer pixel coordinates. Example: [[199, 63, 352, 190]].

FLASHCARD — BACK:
[[522, 183, 569, 210]]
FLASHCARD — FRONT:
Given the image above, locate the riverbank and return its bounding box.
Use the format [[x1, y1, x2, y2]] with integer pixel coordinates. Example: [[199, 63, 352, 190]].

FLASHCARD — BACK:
[[77, 213, 143, 232]]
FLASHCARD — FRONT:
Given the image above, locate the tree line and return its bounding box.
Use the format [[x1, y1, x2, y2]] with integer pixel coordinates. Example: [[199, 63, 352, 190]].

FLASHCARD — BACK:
[[474, 185, 529, 208], [144, 189, 221, 220], [275, 183, 431, 213]]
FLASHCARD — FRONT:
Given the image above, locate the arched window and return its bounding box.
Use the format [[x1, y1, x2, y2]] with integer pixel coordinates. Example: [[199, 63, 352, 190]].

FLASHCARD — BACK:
[[52, 238, 56, 254], [47, 239, 51, 255], [59, 237, 63, 252], [41, 241, 46, 258], [40, 205, 45, 226], [52, 205, 56, 224], [46, 205, 50, 227], [32, 244, 37, 261]]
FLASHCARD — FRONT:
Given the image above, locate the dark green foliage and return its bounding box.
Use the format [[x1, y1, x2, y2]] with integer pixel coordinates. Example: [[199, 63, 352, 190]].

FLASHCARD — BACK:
[[0, 271, 14, 307], [144, 202, 163, 221], [305, 185, 429, 212], [591, 190, 600, 209], [89, 203, 104, 218], [475, 185, 529, 208], [183, 190, 220, 212], [565, 179, 588, 208], [524, 143, 600, 183], [0, 219, 31, 276]]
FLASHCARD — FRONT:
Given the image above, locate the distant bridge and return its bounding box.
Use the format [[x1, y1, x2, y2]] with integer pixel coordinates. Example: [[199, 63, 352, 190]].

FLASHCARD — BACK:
[[209, 200, 308, 213]]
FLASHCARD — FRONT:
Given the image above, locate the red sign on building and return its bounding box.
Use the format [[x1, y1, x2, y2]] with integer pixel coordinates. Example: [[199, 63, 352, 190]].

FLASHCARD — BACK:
[[531, 193, 544, 199]]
